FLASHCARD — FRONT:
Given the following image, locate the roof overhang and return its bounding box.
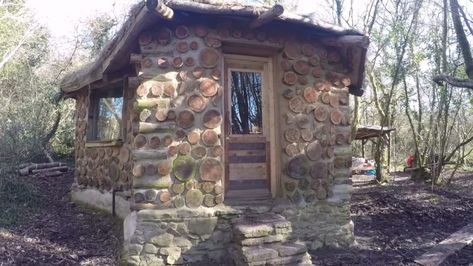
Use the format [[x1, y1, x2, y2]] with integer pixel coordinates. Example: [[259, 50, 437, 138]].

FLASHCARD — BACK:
[[60, 0, 369, 96], [355, 126, 396, 141]]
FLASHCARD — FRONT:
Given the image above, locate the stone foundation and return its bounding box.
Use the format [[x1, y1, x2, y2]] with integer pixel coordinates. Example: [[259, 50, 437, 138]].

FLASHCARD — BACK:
[[123, 198, 353, 265], [70, 185, 131, 219]]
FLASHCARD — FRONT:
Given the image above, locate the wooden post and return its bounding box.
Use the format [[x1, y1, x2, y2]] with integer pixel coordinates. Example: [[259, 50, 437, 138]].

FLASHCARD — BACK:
[[361, 139, 366, 158], [249, 5, 284, 29], [146, 0, 174, 19]]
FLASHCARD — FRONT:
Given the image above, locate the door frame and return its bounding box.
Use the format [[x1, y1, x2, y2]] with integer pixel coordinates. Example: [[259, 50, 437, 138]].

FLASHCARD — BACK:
[[223, 54, 278, 198]]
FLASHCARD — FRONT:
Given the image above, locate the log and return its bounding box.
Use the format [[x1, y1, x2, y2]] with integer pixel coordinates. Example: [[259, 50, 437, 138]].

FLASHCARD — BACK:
[[200, 158, 223, 182], [33, 171, 64, 178], [184, 57, 195, 67], [249, 4, 284, 29], [133, 150, 168, 160], [190, 41, 198, 50], [19, 162, 65, 176], [203, 109, 222, 129], [192, 67, 205, 79], [130, 54, 142, 64], [176, 41, 189, 53], [135, 122, 175, 134], [175, 25, 190, 39], [199, 48, 220, 69], [145, 0, 174, 19], [31, 166, 69, 174], [194, 25, 208, 37], [177, 110, 195, 129], [283, 71, 298, 85], [293, 60, 310, 75], [172, 57, 183, 68], [302, 43, 316, 57], [135, 98, 161, 109]]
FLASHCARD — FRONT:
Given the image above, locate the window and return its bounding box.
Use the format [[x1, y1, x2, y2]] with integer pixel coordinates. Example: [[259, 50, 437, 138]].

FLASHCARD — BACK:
[[230, 71, 263, 134], [87, 87, 123, 141]]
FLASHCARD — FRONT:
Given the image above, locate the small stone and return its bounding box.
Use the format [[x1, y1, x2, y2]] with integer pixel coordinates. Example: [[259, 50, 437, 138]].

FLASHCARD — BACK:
[[126, 255, 140, 266], [127, 244, 143, 256], [185, 189, 204, 208], [144, 243, 158, 254], [140, 254, 165, 266], [164, 247, 182, 264], [186, 217, 218, 236], [173, 237, 192, 248], [149, 233, 174, 247]]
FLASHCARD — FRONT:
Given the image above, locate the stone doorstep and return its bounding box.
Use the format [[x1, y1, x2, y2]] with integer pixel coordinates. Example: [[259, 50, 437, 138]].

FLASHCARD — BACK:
[[270, 243, 308, 257], [239, 244, 310, 263], [265, 252, 313, 266], [241, 246, 279, 262], [234, 214, 292, 239], [235, 223, 275, 238], [240, 234, 286, 246], [238, 251, 313, 266]]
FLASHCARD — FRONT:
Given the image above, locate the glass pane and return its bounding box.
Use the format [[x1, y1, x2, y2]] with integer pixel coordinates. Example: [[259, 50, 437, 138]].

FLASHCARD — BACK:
[[230, 71, 263, 134], [97, 97, 123, 140]]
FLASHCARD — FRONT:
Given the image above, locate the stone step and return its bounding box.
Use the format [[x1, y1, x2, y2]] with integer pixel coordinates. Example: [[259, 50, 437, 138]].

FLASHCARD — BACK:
[[233, 214, 292, 241], [230, 242, 313, 266], [230, 213, 314, 266]]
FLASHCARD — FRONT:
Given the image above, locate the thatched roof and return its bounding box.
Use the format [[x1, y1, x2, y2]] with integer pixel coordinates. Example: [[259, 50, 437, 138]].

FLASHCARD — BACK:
[[60, 0, 368, 95]]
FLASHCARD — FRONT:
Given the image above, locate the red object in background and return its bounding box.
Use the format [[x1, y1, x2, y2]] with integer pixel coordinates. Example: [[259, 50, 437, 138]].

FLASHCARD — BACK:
[[407, 155, 415, 167]]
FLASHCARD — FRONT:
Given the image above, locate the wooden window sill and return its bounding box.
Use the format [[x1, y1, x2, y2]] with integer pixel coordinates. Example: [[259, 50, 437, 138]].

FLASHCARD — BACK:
[[85, 140, 123, 148]]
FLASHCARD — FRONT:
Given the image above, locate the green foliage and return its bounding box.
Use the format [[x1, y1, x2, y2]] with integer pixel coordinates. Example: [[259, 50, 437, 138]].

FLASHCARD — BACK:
[[83, 13, 117, 57]]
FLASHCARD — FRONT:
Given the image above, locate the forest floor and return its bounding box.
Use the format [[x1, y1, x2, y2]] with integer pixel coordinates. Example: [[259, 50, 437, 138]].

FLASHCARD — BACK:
[[312, 172, 473, 266], [0, 171, 122, 266], [1, 171, 473, 265]]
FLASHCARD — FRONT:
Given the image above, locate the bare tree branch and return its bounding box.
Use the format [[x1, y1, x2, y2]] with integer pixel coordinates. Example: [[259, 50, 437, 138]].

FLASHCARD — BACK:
[[433, 74, 473, 88]]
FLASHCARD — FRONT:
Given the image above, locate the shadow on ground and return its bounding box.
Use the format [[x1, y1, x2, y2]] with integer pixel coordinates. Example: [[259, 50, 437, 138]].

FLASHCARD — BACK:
[[0, 172, 122, 266]]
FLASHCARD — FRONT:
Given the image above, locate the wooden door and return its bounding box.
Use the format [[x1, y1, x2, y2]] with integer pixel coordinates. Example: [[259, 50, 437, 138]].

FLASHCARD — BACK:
[[224, 55, 272, 200]]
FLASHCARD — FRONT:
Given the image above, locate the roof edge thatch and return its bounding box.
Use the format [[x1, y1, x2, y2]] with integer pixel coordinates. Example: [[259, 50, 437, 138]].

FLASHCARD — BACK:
[[60, 1, 368, 95]]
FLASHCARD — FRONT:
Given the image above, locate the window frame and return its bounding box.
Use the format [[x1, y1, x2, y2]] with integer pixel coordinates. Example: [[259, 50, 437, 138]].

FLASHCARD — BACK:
[[86, 85, 125, 144]]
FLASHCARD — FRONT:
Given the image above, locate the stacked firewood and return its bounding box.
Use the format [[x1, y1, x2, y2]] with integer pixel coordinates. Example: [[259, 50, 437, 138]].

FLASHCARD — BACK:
[[18, 162, 70, 177]]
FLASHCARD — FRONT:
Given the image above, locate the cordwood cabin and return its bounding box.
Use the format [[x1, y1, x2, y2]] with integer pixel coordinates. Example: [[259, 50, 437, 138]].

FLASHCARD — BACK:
[[60, 0, 368, 265]]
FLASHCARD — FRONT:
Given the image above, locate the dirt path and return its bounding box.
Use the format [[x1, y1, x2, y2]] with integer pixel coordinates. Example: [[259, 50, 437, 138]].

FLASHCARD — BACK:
[[312, 173, 473, 265], [2, 170, 473, 265], [0, 172, 122, 266]]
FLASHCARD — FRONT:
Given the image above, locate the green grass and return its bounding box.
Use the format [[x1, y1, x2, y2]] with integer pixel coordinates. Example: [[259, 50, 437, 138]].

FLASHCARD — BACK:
[[0, 177, 42, 227]]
